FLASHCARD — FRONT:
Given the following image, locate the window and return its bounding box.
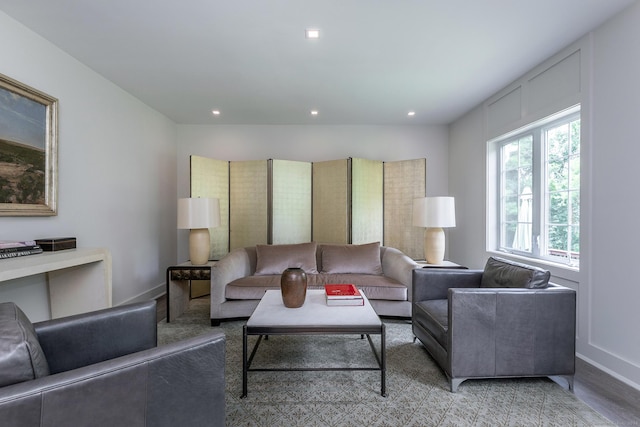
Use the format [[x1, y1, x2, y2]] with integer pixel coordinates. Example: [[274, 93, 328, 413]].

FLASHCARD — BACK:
[[494, 108, 580, 268]]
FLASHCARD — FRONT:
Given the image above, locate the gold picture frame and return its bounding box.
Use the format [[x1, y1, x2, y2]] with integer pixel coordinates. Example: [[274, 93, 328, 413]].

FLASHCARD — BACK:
[[0, 73, 58, 216]]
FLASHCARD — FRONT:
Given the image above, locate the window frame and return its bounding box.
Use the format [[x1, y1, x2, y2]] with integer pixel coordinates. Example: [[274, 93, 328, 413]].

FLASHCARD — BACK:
[[488, 105, 581, 271]]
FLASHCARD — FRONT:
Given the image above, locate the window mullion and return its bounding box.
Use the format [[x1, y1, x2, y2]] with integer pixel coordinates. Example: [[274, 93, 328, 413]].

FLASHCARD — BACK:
[[531, 131, 543, 258]]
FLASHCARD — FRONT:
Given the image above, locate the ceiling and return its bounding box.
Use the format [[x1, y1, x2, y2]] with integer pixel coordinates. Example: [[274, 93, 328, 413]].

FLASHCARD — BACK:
[[0, 0, 635, 125]]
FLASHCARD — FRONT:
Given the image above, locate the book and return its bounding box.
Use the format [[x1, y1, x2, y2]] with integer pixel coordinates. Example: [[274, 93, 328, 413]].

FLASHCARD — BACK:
[[325, 284, 364, 306], [325, 284, 362, 299], [0, 246, 43, 259], [0, 240, 37, 250], [326, 297, 365, 306]]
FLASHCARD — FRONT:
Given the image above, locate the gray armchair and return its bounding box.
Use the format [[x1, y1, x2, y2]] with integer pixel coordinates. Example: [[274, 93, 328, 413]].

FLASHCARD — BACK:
[[0, 300, 225, 427], [412, 257, 576, 392]]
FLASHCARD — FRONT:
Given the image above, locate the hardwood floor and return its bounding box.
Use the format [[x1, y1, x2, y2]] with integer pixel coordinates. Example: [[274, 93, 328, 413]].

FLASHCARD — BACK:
[[574, 358, 640, 426], [154, 295, 639, 425]]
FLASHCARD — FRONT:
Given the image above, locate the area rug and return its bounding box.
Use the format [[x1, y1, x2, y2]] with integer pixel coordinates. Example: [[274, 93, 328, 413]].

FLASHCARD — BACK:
[[157, 298, 613, 427]]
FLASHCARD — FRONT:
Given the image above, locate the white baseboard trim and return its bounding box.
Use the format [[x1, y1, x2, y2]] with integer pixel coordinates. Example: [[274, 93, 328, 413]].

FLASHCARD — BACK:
[[116, 284, 165, 306], [576, 353, 640, 392]]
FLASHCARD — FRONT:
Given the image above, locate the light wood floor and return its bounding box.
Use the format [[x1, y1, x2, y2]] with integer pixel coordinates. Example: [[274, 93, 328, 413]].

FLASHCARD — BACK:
[[154, 295, 640, 425], [573, 358, 640, 426]]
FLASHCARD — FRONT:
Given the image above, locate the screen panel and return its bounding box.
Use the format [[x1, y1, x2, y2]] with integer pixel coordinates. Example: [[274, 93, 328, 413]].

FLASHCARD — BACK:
[[230, 160, 268, 249], [271, 159, 312, 244], [384, 158, 426, 259], [351, 158, 383, 244], [190, 155, 229, 259], [312, 159, 349, 244]]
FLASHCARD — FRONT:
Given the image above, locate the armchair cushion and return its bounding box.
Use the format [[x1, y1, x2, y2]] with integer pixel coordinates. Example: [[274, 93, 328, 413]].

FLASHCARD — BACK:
[[320, 241, 383, 275], [480, 256, 550, 289], [255, 242, 318, 275], [0, 303, 49, 387]]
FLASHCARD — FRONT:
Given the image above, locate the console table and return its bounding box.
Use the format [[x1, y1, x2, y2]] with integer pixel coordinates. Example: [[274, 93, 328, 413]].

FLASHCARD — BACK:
[[166, 261, 215, 322], [0, 248, 112, 319]]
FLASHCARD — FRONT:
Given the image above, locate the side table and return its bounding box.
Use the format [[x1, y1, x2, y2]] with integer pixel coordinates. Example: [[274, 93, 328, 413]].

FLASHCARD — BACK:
[[416, 260, 467, 269], [165, 261, 215, 322]]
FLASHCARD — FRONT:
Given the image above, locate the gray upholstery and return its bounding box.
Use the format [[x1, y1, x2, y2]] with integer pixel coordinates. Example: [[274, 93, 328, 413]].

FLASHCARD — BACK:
[[211, 243, 419, 325], [0, 303, 49, 387], [412, 257, 576, 392], [0, 301, 226, 427]]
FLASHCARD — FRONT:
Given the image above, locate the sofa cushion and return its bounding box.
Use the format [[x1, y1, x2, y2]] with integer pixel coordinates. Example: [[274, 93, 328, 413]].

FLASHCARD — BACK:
[[320, 242, 383, 275], [480, 256, 550, 289], [0, 302, 50, 387], [225, 273, 407, 301], [254, 242, 318, 275]]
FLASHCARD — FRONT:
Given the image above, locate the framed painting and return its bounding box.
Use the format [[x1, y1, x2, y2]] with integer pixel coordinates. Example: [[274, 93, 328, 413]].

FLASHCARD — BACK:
[[0, 73, 58, 216]]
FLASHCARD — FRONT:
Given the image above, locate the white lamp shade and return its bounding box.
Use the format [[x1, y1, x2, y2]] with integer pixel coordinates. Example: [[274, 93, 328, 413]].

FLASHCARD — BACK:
[[412, 197, 456, 228], [177, 198, 220, 229]]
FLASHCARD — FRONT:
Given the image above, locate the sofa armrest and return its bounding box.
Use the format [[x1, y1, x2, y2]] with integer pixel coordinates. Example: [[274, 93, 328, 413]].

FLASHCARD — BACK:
[[33, 301, 157, 374], [0, 331, 226, 427], [211, 247, 253, 307], [380, 246, 419, 299], [412, 269, 482, 301], [448, 286, 576, 378]]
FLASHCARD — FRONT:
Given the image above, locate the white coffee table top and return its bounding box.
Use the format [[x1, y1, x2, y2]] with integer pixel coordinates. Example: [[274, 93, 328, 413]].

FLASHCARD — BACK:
[[247, 289, 381, 331]]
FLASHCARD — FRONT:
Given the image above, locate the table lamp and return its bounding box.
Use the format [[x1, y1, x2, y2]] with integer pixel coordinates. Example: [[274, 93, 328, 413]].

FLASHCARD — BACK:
[[412, 196, 456, 264], [177, 197, 220, 265]]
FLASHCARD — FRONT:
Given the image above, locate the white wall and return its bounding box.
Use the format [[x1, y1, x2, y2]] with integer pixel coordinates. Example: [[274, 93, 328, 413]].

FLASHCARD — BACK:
[[449, 2, 640, 390], [0, 12, 178, 321], [176, 124, 449, 261]]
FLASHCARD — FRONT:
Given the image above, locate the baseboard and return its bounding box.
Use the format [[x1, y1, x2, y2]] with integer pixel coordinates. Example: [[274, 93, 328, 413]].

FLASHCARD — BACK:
[[576, 353, 640, 392], [117, 283, 166, 306]]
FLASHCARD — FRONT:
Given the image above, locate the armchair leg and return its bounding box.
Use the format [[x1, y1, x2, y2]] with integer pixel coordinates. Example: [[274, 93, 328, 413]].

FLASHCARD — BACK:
[[550, 375, 575, 392], [450, 378, 465, 393]]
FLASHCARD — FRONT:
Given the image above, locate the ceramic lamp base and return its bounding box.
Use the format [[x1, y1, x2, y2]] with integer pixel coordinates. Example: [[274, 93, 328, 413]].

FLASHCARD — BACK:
[[424, 227, 445, 264], [189, 228, 210, 265]]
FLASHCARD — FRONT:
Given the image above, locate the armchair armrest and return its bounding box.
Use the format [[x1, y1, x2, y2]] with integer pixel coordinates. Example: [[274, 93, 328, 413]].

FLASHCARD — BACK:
[[0, 331, 226, 427], [448, 286, 576, 379], [412, 269, 482, 301], [34, 301, 157, 374]]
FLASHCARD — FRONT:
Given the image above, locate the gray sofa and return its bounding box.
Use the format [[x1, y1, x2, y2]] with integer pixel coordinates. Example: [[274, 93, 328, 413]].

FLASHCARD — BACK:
[[0, 301, 226, 427], [211, 241, 418, 325], [412, 256, 576, 392]]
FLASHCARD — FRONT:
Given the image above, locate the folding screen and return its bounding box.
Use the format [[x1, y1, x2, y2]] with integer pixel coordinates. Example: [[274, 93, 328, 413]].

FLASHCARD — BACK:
[[190, 155, 229, 260], [229, 160, 268, 250], [383, 158, 426, 259], [312, 159, 350, 244], [271, 159, 312, 244], [351, 158, 383, 244], [192, 155, 427, 259]]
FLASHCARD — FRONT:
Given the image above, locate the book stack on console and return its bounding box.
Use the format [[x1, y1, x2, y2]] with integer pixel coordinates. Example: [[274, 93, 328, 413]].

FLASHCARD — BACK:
[[0, 240, 44, 259], [324, 284, 364, 306]]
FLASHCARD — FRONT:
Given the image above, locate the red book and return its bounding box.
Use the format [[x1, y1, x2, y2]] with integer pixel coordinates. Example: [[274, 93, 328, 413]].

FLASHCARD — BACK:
[[324, 284, 362, 299]]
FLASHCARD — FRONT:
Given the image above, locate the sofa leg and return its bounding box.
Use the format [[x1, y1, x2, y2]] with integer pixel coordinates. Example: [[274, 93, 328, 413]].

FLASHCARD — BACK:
[[211, 319, 221, 327]]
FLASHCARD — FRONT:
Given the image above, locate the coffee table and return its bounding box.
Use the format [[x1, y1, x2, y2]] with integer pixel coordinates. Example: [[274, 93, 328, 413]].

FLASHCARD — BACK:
[[242, 289, 386, 397]]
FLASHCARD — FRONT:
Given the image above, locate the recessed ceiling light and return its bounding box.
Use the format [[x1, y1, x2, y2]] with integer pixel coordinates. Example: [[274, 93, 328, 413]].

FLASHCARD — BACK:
[[310, 110, 319, 116], [212, 110, 220, 116], [305, 29, 320, 39], [408, 111, 416, 116]]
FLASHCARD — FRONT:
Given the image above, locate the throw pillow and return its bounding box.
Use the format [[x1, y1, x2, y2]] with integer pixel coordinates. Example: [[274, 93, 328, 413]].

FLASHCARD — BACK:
[[320, 242, 383, 275], [480, 256, 550, 289], [254, 242, 318, 275], [0, 302, 50, 387]]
